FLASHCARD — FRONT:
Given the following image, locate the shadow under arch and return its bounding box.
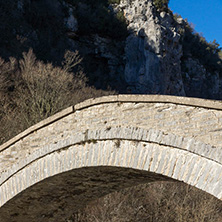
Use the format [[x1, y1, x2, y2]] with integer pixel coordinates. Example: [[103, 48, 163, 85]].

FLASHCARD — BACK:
[[0, 166, 173, 222]]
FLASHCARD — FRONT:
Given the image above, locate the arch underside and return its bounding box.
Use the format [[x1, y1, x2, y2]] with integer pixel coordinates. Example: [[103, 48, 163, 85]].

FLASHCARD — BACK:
[[1, 130, 222, 221], [0, 166, 173, 222]]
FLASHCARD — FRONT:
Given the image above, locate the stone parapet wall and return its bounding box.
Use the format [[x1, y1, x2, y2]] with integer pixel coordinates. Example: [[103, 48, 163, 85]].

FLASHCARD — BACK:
[[1, 95, 222, 151]]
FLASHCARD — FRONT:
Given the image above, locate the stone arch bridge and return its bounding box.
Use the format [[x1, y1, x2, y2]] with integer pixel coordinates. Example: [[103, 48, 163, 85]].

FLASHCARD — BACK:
[[1, 95, 222, 221]]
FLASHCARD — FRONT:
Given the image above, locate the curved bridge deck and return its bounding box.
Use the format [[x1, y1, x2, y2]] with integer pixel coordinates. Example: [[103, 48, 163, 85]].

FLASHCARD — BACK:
[[1, 95, 222, 221]]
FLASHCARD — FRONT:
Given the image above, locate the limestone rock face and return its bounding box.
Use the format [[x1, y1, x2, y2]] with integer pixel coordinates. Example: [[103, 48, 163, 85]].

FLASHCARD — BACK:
[[182, 58, 222, 99], [118, 0, 185, 95], [0, 0, 221, 98]]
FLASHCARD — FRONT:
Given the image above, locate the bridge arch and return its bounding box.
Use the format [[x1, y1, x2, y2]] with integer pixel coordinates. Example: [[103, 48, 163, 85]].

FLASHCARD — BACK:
[[1, 95, 222, 221]]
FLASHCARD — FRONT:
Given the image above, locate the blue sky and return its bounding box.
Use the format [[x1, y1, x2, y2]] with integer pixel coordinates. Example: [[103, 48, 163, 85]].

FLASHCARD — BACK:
[[169, 0, 222, 47]]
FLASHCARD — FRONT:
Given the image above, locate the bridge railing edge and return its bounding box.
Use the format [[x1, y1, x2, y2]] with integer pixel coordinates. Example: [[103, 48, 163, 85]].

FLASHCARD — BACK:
[[1, 94, 222, 152], [75, 94, 222, 110]]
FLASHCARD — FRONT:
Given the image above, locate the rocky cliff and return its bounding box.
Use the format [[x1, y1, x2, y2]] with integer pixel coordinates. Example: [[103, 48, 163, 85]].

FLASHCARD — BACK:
[[119, 0, 185, 95], [0, 0, 221, 99]]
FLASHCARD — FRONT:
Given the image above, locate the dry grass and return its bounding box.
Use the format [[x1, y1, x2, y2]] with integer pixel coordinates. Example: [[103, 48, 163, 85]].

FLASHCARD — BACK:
[[70, 182, 222, 222]]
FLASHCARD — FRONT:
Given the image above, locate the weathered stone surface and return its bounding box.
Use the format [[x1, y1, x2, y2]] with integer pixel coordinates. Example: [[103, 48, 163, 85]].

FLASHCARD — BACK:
[[118, 0, 185, 95], [0, 140, 221, 221], [1, 95, 222, 221], [182, 58, 222, 99]]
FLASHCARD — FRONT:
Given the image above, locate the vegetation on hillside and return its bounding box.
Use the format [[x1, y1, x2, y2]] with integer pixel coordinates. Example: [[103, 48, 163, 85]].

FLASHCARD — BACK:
[[183, 23, 221, 74], [173, 14, 222, 75], [153, 1, 221, 76], [64, 0, 128, 40], [153, 0, 170, 12], [0, 0, 73, 63], [0, 49, 115, 144]]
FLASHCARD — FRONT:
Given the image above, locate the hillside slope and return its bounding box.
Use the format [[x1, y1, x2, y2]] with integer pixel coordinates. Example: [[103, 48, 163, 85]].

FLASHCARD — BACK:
[[0, 0, 221, 98]]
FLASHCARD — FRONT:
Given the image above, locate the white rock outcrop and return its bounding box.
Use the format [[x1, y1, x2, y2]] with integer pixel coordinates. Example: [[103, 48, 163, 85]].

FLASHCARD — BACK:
[[118, 0, 185, 95]]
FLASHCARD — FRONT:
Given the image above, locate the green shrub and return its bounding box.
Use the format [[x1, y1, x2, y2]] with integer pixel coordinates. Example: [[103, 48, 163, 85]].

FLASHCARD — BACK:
[[108, 0, 121, 4], [153, 0, 170, 12], [181, 20, 222, 75]]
